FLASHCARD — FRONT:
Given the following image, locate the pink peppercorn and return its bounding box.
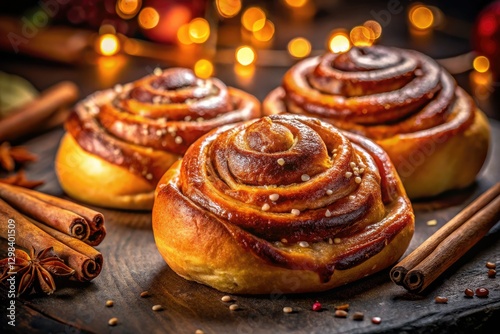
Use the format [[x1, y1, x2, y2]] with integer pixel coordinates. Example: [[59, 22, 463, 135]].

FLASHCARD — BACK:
[[312, 301, 322, 311]]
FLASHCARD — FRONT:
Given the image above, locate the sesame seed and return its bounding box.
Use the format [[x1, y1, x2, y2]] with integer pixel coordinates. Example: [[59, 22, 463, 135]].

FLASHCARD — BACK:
[[175, 136, 183, 144], [359, 163, 366, 169], [334, 238, 341, 244], [140, 291, 150, 298], [326, 189, 333, 195], [197, 117, 204, 122], [105, 300, 114, 307], [426, 219, 437, 226], [152, 96, 162, 104], [333, 153, 337, 158], [345, 172, 352, 178], [114, 84, 123, 93], [229, 304, 239, 311], [184, 115, 192, 121], [291, 209, 300, 216], [349, 195, 355, 200], [333, 149, 337, 153], [298, 241, 309, 248], [283, 306, 293, 313], [359, 168, 365, 174], [195, 330, 205, 334], [281, 238, 288, 244], [269, 194, 279, 201], [152, 305, 163, 311], [108, 317, 118, 326], [301, 174, 310, 182], [354, 176, 362, 184], [277, 158, 285, 166], [261, 203, 270, 211], [325, 209, 332, 217], [153, 67, 162, 76], [221, 295, 233, 302], [328, 238, 333, 244], [145, 173, 153, 180], [350, 162, 356, 168]]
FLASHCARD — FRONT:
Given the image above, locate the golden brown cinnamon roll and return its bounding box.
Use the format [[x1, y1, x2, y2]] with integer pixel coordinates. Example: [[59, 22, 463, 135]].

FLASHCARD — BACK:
[[264, 46, 490, 198], [56, 68, 260, 210], [152, 114, 414, 294]]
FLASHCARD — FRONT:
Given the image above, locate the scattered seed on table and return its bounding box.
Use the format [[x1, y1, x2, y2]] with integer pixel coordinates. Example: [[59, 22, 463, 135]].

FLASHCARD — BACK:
[[221, 295, 233, 302], [140, 291, 150, 298], [283, 307, 293, 314], [371, 317, 382, 324], [229, 304, 239, 311], [152, 304, 163, 311], [488, 269, 496, 278], [195, 330, 204, 334], [108, 317, 118, 326], [334, 303, 349, 311], [335, 310, 348, 318], [352, 312, 364, 320], [105, 300, 114, 307], [475, 288, 489, 298], [464, 288, 474, 298], [486, 262, 496, 269], [435, 296, 448, 304], [312, 301, 322, 311], [426, 219, 437, 226]]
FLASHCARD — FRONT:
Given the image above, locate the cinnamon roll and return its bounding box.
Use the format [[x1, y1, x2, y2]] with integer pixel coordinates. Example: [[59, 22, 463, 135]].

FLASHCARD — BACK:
[[152, 114, 414, 294], [56, 68, 260, 210], [264, 46, 490, 198]]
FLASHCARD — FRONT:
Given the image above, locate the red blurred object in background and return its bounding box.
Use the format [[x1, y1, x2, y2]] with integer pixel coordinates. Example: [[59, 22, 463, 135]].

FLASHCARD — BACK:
[[140, 0, 207, 44], [473, 1, 500, 77]]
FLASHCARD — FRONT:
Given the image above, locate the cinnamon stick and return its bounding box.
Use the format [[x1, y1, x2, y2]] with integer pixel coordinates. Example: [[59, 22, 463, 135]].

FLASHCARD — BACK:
[[390, 183, 500, 286], [0, 183, 91, 241], [0, 198, 102, 281], [0, 81, 79, 142], [9, 185, 106, 246]]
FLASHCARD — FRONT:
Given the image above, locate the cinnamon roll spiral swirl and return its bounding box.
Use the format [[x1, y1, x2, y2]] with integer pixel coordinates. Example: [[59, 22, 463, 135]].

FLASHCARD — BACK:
[[152, 114, 414, 294], [56, 68, 260, 209], [264, 46, 490, 198]]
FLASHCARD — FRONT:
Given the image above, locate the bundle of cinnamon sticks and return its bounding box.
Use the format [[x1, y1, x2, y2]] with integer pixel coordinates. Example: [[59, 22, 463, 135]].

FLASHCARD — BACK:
[[0, 183, 106, 281], [391, 182, 500, 293]]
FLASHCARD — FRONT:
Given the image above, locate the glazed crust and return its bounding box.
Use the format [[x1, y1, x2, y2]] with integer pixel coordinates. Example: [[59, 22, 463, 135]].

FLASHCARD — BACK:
[[263, 46, 490, 198], [55, 68, 260, 209], [153, 115, 415, 294]]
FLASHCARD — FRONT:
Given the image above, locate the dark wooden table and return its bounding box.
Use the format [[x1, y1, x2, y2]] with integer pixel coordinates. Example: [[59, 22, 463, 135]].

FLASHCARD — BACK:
[[1, 1, 500, 332]]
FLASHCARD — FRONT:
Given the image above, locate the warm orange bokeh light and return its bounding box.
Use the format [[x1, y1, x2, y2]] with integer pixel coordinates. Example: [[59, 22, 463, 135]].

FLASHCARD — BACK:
[[328, 32, 350, 53], [253, 20, 275, 42], [138, 7, 160, 29], [363, 20, 382, 39], [188, 18, 210, 43], [117, 0, 141, 16], [194, 59, 214, 79], [473, 56, 490, 73], [177, 23, 192, 45], [242, 7, 266, 32], [288, 37, 311, 58], [284, 0, 308, 8], [350, 26, 375, 47], [97, 34, 120, 56], [236, 46, 256, 66], [409, 5, 434, 30], [216, 0, 242, 18]]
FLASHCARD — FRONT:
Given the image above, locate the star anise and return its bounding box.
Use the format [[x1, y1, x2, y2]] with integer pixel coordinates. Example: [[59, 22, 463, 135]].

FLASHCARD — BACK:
[[0, 247, 75, 296], [0, 142, 37, 172], [0, 170, 44, 189]]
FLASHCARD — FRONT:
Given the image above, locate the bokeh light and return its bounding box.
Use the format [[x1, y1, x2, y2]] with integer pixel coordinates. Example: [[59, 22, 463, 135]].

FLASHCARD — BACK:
[[409, 5, 434, 30], [117, 0, 141, 18], [288, 37, 311, 58], [252, 20, 275, 42], [177, 23, 192, 45], [194, 59, 214, 79], [216, 0, 242, 18], [473, 55, 490, 73], [242, 7, 266, 32], [363, 20, 382, 39], [328, 31, 350, 53], [236, 46, 256, 66], [284, 0, 308, 8], [188, 18, 210, 44], [138, 7, 160, 29], [97, 34, 120, 56], [350, 26, 375, 47]]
